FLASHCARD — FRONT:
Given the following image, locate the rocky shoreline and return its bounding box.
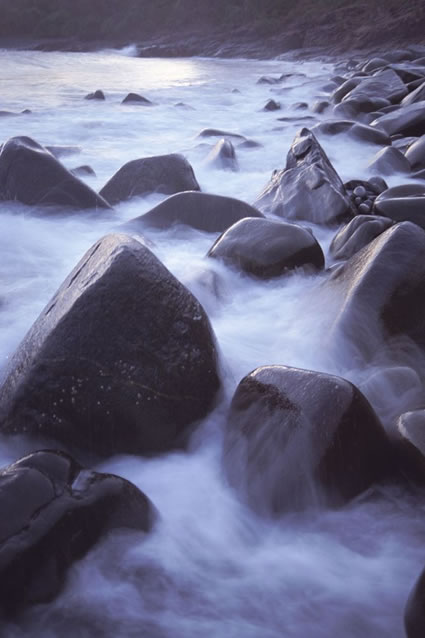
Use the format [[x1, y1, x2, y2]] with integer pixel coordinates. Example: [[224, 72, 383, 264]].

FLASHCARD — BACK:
[[1, 40, 425, 637]]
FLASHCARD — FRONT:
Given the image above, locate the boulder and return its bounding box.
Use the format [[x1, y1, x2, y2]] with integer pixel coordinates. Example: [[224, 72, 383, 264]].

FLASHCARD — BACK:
[[330, 215, 393, 260], [71, 165, 96, 177], [371, 101, 425, 137], [368, 147, 411, 175], [341, 69, 408, 104], [0, 234, 220, 456], [405, 135, 425, 169], [402, 81, 425, 107], [333, 96, 391, 120], [314, 120, 391, 145], [311, 101, 329, 114], [361, 57, 388, 73], [85, 90, 105, 100], [121, 93, 154, 105], [0, 137, 110, 210], [99, 154, 200, 205], [373, 184, 425, 229], [405, 566, 425, 638], [263, 99, 281, 112], [207, 217, 324, 279], [325, 222, 425, 358], [223, 365, 393, 515], [0, 450, 155, 614], [254, 128, 355, 225], [205, 139, 239, 171], [128, 191, 263, 233]]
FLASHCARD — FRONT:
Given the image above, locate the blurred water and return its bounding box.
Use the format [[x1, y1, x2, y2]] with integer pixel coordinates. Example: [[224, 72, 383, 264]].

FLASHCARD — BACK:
[[0, 48, 424, 637]]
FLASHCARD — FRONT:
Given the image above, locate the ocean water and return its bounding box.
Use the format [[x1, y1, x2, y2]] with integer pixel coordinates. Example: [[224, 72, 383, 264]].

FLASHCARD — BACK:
[[0, 47, 424, 637]]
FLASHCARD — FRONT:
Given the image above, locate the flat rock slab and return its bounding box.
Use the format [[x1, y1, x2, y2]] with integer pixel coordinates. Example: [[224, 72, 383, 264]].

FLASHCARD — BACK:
[[0, 450, 155, 614], [223, 365, 393, 515], [0, 234, 220, 456]]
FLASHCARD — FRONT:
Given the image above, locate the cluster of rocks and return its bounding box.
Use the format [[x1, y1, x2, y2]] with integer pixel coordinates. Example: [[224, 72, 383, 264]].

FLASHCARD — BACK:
[[2, 49, 425, 634]]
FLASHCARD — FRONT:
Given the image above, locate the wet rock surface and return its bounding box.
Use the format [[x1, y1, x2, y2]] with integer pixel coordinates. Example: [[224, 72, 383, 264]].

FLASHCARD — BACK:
[[254, 128, 355, 225], [223, 365, 393, 516], [0, 136, 110, 210], [207, 217, 324, 279], [99, 153, 200, 205], [0, 450, 155, 614], [0, 234, 221, 456], [128, 191, 263, 233]]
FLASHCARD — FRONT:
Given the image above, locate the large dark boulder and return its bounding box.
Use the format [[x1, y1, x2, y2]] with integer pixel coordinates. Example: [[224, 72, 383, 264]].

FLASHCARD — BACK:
[[207, 217, 324, 279], [0, 450, 155, 614], [374, 185, 425, 229], [121, 93, 154, 105], [371, 101, 425, 137], [325, 222, 425, 359], [128, 191, 263, 233], [254, 128, 355, 225], [0, 234, 220, 456], [330, 215, 393, 261], [223, 365, 393, 516], [405, 566, 425, 638], [0, 136, 110, 210], [313, 120, 391, 145], [99, 154, 200, 205], [204, 138, 239, 171]]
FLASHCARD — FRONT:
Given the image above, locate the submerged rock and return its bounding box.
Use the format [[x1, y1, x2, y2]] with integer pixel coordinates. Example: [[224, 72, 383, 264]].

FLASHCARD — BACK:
[[0, 136, 110, 210], [223, 365, 393, 516], [254, 128, 355, 225], [85, 90, 105, 100], [205, 138, 239, 171], [121, 92, 154, 105], [129, 191, 263, 233], [207, 217, 324, 279], [0, 234, 220, 456], [0, 450, 155, 614], [99, 154, 200, 205]]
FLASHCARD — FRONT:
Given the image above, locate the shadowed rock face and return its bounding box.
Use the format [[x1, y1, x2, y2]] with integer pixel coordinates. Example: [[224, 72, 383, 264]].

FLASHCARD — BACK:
[[223, 365, 393, 516], [405, 565, 425, 638], [373, 184, 425, 229], [371, 100, 425, 137], [128, 191, 263, 233], [0, 234, 220, 456], [99, 153, 200, 205], [341, 68, 408, 104], [254, 128, 356, 225], [0, 136, 110, 210], [330, 215, 393, 261], [207, 217, 324, 279], [325, 222, 425, 359], [0, 450, 155, 615]]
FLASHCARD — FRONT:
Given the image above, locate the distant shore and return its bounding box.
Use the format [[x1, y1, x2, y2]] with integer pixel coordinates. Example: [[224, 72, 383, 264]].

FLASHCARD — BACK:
[[1, 3, 425, 61]]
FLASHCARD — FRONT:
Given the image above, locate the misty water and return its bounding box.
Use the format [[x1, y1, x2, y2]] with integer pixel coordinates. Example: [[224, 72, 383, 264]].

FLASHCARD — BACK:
[[1, 47, 425, 637]]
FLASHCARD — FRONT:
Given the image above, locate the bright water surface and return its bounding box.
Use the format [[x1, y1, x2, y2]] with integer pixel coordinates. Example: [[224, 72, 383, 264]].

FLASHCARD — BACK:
[[0, 47, 424, 637]]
